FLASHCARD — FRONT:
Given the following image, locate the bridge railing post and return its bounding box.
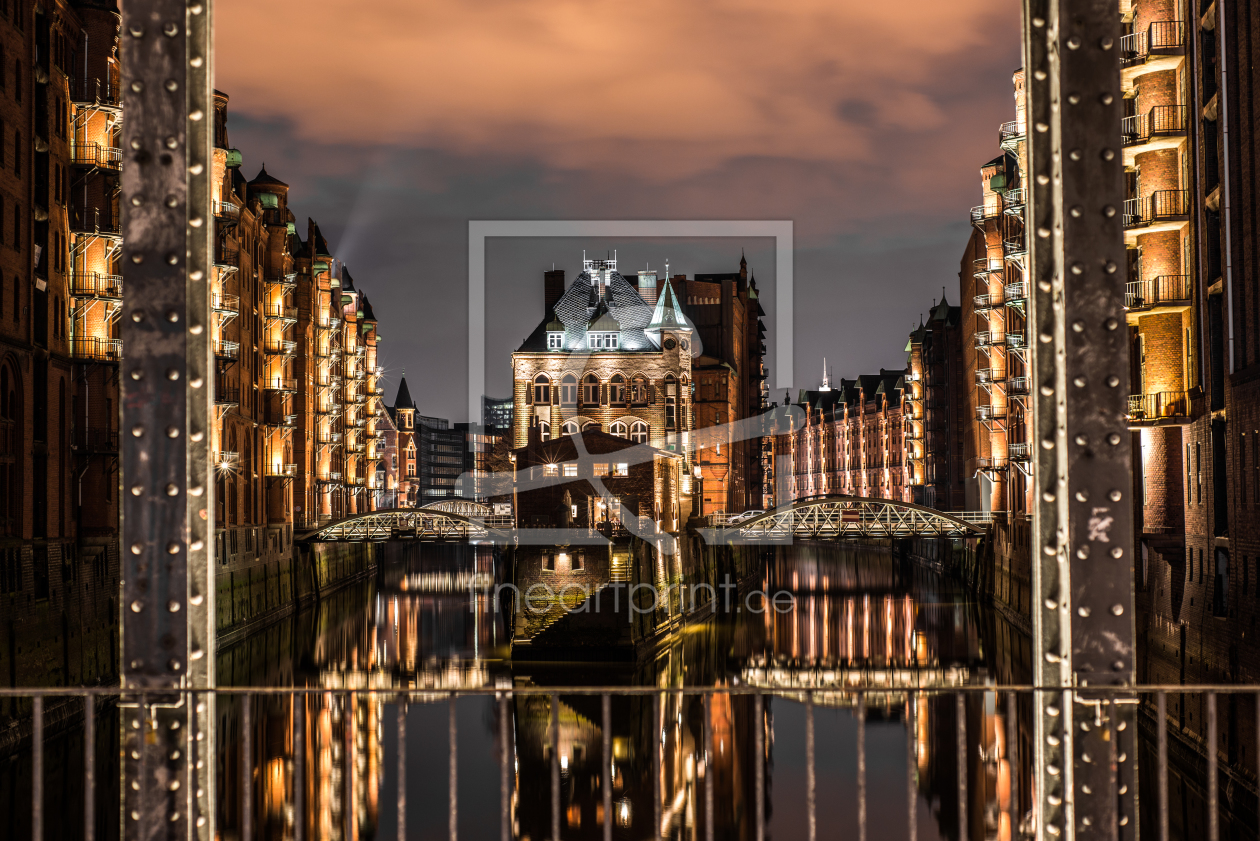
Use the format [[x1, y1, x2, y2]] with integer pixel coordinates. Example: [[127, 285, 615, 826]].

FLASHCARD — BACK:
[[1023, 0, 1138, 837]]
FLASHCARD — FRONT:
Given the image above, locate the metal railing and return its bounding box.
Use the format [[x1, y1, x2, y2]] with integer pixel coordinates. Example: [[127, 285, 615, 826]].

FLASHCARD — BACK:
[[975, 330, 1006, 348], [69, 271, 123, 299], [1121, 20, 1186, 66], [71, 142, 123, 170], [264, 340, 296, 355], [211, 291, 239, 313], [1126, 275, 1191, 309], [6, 684, 1249, 841], [70, 336, 122, 362], [263, 305, 298, 321], [974, 292, 1003, 309], [998, 119, 1025, 146], [71, 207, 122, 236], [977, 404, 1007, 421], [213, 199, 240, 218], [70, 77, 122, 107], [1121, 105, 1187, 147], [969, 203, 1001, 225], [214, 383, 240, 405], [1124, 189, 1190, 228], [215, 244, 239, 267], [1128, 391, 1190, 420], [73, 427, 119, 453], [1007, 376, 1029, 394], [1004, 281, 1027, 301], [214, 340, 240, 360], [263, 376, 298, 392], [265, 463, 298, 477]]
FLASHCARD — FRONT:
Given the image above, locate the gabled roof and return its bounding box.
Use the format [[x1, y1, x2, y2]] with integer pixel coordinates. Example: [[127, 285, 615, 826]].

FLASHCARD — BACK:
[[360, 294, 375, 321], [587, 300, 621, 331], [342, 268, 357, 293], [520, 269, 656, 352], [309, 219, 333, 259]]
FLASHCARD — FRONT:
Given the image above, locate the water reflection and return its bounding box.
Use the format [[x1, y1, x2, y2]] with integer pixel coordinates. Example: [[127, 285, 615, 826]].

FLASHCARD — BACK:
[[213, 541, 1038, 841]]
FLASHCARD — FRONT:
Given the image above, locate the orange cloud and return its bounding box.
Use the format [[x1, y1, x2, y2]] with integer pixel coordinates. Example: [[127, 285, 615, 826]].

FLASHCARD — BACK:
[[216, 0, 1018, 178]]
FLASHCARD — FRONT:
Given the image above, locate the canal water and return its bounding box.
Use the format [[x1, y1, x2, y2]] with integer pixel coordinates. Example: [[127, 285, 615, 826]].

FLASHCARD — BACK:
[[212, 541, 1033, 841]]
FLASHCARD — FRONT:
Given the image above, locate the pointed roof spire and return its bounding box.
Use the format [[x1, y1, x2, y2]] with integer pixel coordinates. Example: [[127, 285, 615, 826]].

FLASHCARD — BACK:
[[644, 277, 693, 343], [394, 376, 416, 411], [820, 357, 831, 391]]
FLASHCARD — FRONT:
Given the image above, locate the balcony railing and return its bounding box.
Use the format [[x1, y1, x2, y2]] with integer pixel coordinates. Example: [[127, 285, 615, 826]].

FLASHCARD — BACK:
[[1008, 376, 1030, 395], [972, 257, 1004, 278], [216, 451, 239, 468], [1125, 275, 1191, 310], [976, 368, 1002, 384], [71, 142, 122, 170], [975, 330, 1006, 348], [1120, 21, 1186, 67], [318, 431, 342, 444], [976, 456, 1008, 470], [1121, 105, 1187, 147], [264, 340, 296, 355], [974, 293, 1003, 310], [1127, 391, 1189, 421], [1006, 333, 1028, 349], [263, 376, 298, 392], [213, 200, 240, 219], [211, 292, 239, 314], [71, 207, 122, 236], [214, 383, 240, 405], [74, 427, 119, 453], [998, 120, 1025, 147], [1123, 190, 1190, 228], [263, 305, 298, 322], [265, 273, 297, 290], [70, 77, 122, 107], [266, 413, 298, 429], [69, 271, 123, 299], [1004, 282, 1027, 302], [70, 336, 122, 362], [215, 244, 239, 268], [214, 340, 240, 360], [1003, 187, 1026, 212], [970, 203, 1001, 225], [977, 405, 1008, 421], [265, 463, 298, 478], [1009, 442, 1032, 460]]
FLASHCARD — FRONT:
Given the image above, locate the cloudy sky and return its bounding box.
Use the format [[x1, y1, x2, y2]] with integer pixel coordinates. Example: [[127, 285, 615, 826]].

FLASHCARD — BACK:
[[216, 0, 1022, 421]]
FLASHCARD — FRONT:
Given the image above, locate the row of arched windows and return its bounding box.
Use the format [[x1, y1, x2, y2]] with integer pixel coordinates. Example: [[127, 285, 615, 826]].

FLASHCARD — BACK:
[[538, 419, 650, 444], [530, 372, 686, 407]]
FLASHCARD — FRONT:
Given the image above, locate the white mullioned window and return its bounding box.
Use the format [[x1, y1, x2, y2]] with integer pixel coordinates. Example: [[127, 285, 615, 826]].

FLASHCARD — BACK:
[[587, 332, 619, 349], [547, 332, 563, 349]]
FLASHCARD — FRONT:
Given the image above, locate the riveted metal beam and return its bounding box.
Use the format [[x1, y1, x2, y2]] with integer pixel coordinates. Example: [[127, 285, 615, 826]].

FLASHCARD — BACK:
[[1023, 0, 1138, 838], [119, 0, 215, 838]]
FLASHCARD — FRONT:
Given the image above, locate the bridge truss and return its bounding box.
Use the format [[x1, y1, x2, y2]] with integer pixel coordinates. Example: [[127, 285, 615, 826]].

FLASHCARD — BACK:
[[303, 508, 499, 542], [720, 496, 988, 540]]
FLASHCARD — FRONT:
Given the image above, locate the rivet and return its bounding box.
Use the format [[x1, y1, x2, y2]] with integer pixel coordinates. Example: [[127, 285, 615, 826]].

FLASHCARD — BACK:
[[168, 600, 181, 613], [165, 136, 178, 150], [1082, 753, 1093, 764], [130, 600, 143, 613], [170, 720, 181, 730], [171, 750, 181, 760], [166, 427, 180, 439], [165, 484, 179, 497], [1035, 122, 1049, 133], [190, 3, 205, 14], [1073, 377, 1086, 388], [167, 542, 181, 555], [130, 254, 144, 264], [1109, 489, 1122, 501], [1045, 598, 1057, 609], [1037, 174, 1050, 185], [1075, 435, 1088, 446], [1100, 93, 1114, 106], [1034, 70, 1047, 80], [191, 431, 205, 443], [167, 368, 180, 381], [191, 540, 204, 551], [1040, 332, 1054, 344], [1082, 817, 1093, 827], [1105, 317, 1119, 330], [1072, 320, 1085, 332], [189, 109, 204, 121], [1103, 205, 1116, 217], [1100, 37, 1114, 50], [1042, 491, 1055, 502], [1075, 490, 1089, 503], [1044, 543, 1058, 556], [129, 25, 145, 37], [166, 254, 179, 267], [1108, 433, 1121, 445], [190, 56, 205, 68], [130, 484, 143, 496], [1032, 16, 1045, 27], [190, 270, 204, 281], [1040, 384, 1054, 396], [1119, 816, 1129, 826], [130, 139, 143, 151], [1042, 438, 1055, 450], [190, 377, 204, 388], [1078, 606, 1091, 617], [1047, 763, 1061, 776], [166, 309, 179, 322], [130, 195, 144, 207], [131, 310, 145, 323], [1047, 734, 1060, 746], [1070, 206, 1083, 217], [1067, 93, 1080, 105], [165, 79, 178, 92], [1047, 705, 1060, 717], [190, 324, 204, 335], [189, 217, 204, 228], [1111, 547, 1124, 559], [1038, 227, 1051, 238], [130, 542, 143, 554], [1038, 279, 1052, 292], [190, 485, 205, 496], [163, 22, 179, 37], [130, 811, 140, 822], [169, 659, 182, 672], [131, 425, 144, 437], [1077, 546, 1090, 559], [1045, 652, 1060, 663], [197, 817, 207, 828], [1069, 149, 1082, 161], [131, 751, 140, 760], [1102, 149, 1115, 161], [1107, 375, 1120, 387], [1066, 36, 1081, 49], [165, 195, 179, 208]]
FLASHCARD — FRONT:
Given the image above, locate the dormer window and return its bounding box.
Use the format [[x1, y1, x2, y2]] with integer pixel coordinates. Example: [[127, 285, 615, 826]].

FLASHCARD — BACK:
[[588, 331, 619, 350], [547, 332, 563, 349]]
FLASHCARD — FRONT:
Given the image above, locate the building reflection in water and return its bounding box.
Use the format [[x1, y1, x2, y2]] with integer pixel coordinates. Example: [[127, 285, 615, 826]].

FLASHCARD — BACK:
[[215, 541, 1033, 841]]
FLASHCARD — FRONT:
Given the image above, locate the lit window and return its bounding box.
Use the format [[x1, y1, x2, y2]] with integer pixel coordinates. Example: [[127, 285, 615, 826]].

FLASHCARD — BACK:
[[547, 332, 563, 349], [610, 374, 626, 405], [610, 421, 627, 438], [533, 374, 551, 404], [593, 463, 610, 477], [562, 420, 580, 436], [630, 422, 649, 444], [539, 421, 550, 441], [543, 464, 559, 477], [560, 374, 578, 405], [587, 332, 619, 349], [583, 374, 600, 404], [562, 463, 577, 477], [614, 463, 628, 476]]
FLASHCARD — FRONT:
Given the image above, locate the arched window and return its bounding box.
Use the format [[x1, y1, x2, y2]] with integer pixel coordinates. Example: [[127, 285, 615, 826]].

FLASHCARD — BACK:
[[560, 374, 578, 405], [610, 421, 628, 439], [582, 422, 599, 433], [532, 374, 550, 405], [582, 373, 600, 405], [610, 374, 626, 406], [562, 420, 580, 436], [630, 421, 649, 444], [538, 421, 550, 442], [631, 376, 648, 405]]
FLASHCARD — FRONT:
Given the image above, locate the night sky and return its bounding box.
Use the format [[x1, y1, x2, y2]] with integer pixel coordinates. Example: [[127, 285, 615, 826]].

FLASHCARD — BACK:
[[215, 0, 1022, 421]]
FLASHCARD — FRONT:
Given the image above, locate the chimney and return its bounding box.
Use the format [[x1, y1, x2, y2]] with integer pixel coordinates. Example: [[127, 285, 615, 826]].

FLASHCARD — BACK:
[[544, 269, 566, 312]]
